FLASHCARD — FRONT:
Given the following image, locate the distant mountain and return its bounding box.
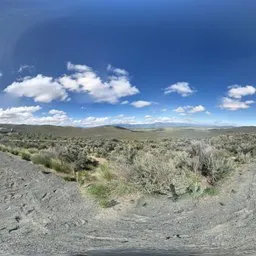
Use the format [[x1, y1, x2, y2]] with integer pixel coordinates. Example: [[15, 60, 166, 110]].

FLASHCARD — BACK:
[[116, 122, 234, 129], [1, 123, 256, 141]]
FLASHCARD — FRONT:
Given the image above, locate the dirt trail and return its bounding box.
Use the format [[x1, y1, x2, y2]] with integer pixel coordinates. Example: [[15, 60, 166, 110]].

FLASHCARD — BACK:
[[0, 152, 256, 255]]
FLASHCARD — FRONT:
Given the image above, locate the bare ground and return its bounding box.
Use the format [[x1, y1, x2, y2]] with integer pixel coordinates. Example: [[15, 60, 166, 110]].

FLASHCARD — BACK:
[[0, 151, 256, 256]]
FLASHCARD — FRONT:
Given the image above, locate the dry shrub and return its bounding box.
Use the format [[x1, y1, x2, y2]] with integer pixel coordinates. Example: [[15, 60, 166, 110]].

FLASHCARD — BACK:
[[187, 141, 234, 184]]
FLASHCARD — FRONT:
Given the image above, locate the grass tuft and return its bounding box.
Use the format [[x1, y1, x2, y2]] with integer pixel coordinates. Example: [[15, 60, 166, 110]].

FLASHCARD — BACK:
[[87, 183, 110, 200], [202, 187, 219, 196], [31, 153, 52, 168], [20, 151, 31, 161]]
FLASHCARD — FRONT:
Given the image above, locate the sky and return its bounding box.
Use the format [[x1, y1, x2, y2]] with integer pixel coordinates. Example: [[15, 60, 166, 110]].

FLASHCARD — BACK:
[[1, 0, 256, 127]]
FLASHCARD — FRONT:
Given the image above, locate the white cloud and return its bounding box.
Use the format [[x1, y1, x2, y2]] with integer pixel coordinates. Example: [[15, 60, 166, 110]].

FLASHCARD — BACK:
[[121, 100, 129, 105], [76, 114, 195, 127], [0, 106, 41, 123], [219, 97, 255, 111], [205, 111, 211, 115], [67, 62, 91, 72], [130, 100, 152, 108], [0, 72, 2, 77], [0, 106, 71, 126], [0, 106, 198, 127], [58, 76, 80, 91], [107, 64, 129, 76], [188, 105, 205, 113], [4, 63, 139, 105], [76, 116, 110, 127], [174, 106, 189, 113], [110, 116, 137, 125], [141, 116, 195, 124], [60, 62, 139, 104], [34, 113, 70, 125], [161, 108, 167, 112], [174, 105, 207, 115], [4, 75, 69, 103], [49, 109, 66, 115], [228, 85, 256, 99], [164, 82, 195, 97], [245, 100, 254, 104]]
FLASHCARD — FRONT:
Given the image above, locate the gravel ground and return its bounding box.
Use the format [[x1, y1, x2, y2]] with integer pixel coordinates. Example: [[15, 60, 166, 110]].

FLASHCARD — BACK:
[[0, 151, 256, 256]]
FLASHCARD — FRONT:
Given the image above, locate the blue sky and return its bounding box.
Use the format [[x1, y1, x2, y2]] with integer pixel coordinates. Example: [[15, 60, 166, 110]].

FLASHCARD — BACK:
[[1, 0, 256, 126]]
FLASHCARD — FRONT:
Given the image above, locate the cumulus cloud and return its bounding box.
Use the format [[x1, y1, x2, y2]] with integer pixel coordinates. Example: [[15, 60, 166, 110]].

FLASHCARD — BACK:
[[188, 105, 205, 113], [49, 109, 66, 115], [110, 116, 137, 125], [4, 75, 69, 103], [0, 106, 41, 123], [0, 105, 198, 127], [67, 62, 91, 72], [59, 62, 139, 104], [219, 97, 254, 111], [74, 117, 110, 127], [35, 112, 70, 125], [141, 115, 195, 124], [219, 84, 256, 111], [228, 85, 256, 99], [107, 64, 129, 76], [121, 100, 129, 105], [4, 63, 139, 104], [164, 82, 195, 97], [0, 106, 72, 126], [174, 105, 207, 115], [130, 100, 152, 108], [173, 106, 189, 113]]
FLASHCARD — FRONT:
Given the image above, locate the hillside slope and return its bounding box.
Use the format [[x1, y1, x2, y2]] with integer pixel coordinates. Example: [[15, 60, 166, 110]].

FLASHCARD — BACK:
[[0, 124, 138, 138], [0, 152, 256, 255]]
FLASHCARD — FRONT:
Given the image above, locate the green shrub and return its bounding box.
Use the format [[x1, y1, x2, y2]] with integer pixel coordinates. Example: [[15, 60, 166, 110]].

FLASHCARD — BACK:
[[99, 164, 114, 181], [63, 176, 76, 182], [0, 144, 8, 152], [20, 151, 31, 161], [236, 152, 251, 164], [111, 152, 186, 196], [50, 159, 72, 174], [10, 148, 20, 155], [28, 148, 39, 154], [87, 184, 110, 200], [77, 171, 97, 185], [202, 187, 219, 196], [73, 152, 97, 172], [58, 146, 79, 163], [31, 153, 52, 168], [187, 182, 204, 196], [99, 199, 117, 208]]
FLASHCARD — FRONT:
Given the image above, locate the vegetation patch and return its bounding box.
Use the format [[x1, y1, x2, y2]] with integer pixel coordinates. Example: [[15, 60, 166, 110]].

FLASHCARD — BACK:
[[20, 151, 31, 161], [31, 153, 52, 168], [1, 129, 256, 207], [202, 187, 219, 196]]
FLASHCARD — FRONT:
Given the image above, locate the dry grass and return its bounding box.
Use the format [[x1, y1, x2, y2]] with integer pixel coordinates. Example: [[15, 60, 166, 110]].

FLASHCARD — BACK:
[[1, 131, 256, 207]]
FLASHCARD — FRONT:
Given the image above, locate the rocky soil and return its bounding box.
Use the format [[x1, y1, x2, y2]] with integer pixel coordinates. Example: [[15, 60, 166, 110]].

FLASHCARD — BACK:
[[0, 151, 256, 256]]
